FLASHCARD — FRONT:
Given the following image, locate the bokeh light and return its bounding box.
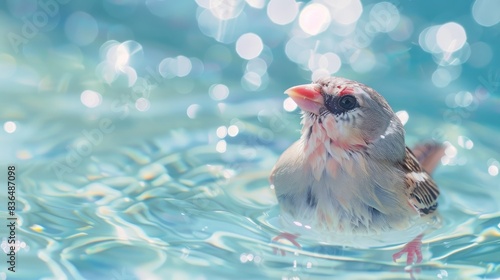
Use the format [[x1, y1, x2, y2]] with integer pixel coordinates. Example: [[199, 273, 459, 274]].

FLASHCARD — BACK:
[[246, 0, 265, 9], [96, 40, 143, 86], [308, 52, 341, 75], [420, 22, 468, 61], [487, 159, 499, 176], [311, 68, 329, 81], [216, 126, 228, 138], [488, 165, 499, 176], [242, 71, 262, 90], [246, 58, 267, 76], [216, 140, 227, 153], [267, 0, 298, 25], [328, 0, 363, 25], [299, 3, 331, 36], [159, 56, 193, 78], [80, 90, 102, 108], [396, 111, 409, 126], [436, 22, 467, 53], [432, 68, 452, 88], [369, 2, 400, 33], [283, 97, 298, 112], [209, 0, 245, 20], [227, 125, 239, 137], [135, 98, 151, 112], [445, 90, 478, 109], [454, 91, 474, 107], [2, 1, 500, 279], [3, 121, 17, 133], [187, 104, 201, 119], [236, 33, 263, 60], [457, 136, 474, 150], [472, 0, 500, 27], [209, 84, 230, 100], [419, 26, 439, 54], [112, 44, 130, 69]]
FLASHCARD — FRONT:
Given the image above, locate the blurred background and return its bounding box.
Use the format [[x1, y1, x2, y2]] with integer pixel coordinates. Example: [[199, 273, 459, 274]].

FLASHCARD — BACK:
[[0, 0, 499, 279]]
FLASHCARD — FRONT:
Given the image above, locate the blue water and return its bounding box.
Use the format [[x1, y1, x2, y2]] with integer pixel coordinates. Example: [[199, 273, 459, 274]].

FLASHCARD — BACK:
[[0, 0, 499, 279]]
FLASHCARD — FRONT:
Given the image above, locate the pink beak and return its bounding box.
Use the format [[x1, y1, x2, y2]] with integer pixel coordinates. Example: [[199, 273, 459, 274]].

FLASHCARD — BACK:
[[285, 84, 323, 114]]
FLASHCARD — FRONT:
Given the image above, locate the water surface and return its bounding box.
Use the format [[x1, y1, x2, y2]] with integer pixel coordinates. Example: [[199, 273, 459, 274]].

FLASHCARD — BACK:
[[0, 0, 499, 279]]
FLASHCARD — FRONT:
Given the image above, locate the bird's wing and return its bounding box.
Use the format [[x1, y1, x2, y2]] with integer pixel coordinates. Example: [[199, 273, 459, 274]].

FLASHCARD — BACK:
[[402, 147, 440, 215]]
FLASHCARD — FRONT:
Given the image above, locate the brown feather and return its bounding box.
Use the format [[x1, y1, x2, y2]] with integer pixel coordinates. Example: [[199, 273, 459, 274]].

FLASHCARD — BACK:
[[401, 147, 440, 215]]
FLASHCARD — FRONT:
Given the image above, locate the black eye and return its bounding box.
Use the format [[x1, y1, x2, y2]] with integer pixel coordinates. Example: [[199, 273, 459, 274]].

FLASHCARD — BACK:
[[338, 95, 357, 110], [324, 95, 358, 115]]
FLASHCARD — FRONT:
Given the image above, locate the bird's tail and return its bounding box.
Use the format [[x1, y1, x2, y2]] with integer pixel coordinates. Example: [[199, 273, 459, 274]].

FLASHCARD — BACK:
[[411, 142, 446, 174]]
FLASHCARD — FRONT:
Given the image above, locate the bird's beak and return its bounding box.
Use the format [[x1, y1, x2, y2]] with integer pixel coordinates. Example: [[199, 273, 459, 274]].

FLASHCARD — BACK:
[[285, 84, 323, 114]]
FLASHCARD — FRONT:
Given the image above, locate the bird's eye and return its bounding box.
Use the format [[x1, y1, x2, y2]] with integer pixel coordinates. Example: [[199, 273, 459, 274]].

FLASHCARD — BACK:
[[324, 94, 359, 115], [338, 95, 357, 110]]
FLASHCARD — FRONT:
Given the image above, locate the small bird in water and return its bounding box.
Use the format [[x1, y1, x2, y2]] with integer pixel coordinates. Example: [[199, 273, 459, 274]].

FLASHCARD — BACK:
[[270, 76, 444, 264]]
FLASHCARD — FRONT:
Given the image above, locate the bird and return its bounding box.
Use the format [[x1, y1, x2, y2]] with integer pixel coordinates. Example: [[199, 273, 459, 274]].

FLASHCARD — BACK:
[[269, 76, 444, 265]]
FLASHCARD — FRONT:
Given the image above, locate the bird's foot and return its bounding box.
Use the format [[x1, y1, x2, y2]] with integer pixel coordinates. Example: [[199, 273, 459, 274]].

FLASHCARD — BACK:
[[392, 234, 423, 265], [271, 233, 301, 256]]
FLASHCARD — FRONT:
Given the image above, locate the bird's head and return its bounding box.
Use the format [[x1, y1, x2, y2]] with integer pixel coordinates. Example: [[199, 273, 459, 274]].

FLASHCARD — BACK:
[[286, 76, 405, 161]]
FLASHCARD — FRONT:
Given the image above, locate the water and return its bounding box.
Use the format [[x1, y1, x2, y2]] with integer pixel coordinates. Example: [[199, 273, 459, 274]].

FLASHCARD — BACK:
[[1, 0, 499, 279]]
